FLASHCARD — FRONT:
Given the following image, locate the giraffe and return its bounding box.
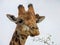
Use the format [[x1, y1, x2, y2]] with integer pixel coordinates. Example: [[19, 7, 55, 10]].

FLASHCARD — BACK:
[[6, 4, 45, 45]]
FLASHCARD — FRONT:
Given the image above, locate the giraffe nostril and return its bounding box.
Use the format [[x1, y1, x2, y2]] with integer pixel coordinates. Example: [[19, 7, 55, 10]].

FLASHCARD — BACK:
[[31, 26, 38, 29], [32, 27, 35, 29]]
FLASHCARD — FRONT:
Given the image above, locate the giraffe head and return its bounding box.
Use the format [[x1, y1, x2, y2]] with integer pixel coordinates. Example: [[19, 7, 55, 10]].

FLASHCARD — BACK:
[[6, 4, 45, 37]]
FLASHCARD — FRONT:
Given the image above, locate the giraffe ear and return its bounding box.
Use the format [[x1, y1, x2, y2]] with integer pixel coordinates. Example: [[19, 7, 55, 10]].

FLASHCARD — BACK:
[[6, 14, 17, 23], [35, 14, 45, 23]]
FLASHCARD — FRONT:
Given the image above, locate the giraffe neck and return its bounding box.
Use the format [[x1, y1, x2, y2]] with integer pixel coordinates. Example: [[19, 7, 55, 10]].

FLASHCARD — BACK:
[[9, 25, 29, 45]]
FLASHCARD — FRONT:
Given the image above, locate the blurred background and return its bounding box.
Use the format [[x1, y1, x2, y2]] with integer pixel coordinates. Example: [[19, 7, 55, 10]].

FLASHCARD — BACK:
[[0, 0, 60, 45]]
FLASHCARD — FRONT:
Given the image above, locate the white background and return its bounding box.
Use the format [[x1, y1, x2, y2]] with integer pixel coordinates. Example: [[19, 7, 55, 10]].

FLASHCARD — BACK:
[[0, 0, 60, 45]]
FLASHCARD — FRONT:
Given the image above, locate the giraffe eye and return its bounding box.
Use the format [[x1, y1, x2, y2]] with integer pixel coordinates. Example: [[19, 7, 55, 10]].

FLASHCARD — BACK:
[[19, 19, 23, 23]]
